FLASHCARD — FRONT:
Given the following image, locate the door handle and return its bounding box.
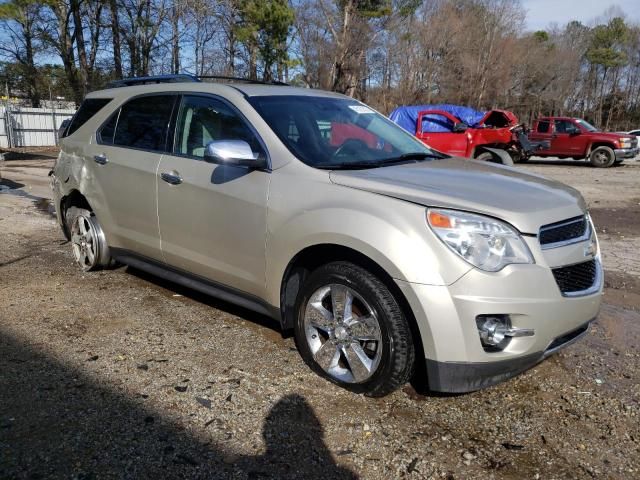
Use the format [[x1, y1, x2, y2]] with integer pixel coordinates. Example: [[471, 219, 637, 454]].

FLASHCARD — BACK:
[[94, 154, 108, 165], [160, 171, 183, 185]]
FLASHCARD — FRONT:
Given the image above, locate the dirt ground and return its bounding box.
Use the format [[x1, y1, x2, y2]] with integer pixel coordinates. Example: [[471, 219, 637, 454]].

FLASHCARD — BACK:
[[1, 154, 639, 480]]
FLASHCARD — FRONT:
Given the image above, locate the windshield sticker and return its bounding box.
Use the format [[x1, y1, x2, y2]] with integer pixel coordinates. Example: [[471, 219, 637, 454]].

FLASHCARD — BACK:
[[349, 105, 374, 114]]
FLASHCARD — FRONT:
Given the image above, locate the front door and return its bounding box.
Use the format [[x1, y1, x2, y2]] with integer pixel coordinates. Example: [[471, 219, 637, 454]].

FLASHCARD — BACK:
[[157, 94, 270, 297], [551, 119, 585, 156]]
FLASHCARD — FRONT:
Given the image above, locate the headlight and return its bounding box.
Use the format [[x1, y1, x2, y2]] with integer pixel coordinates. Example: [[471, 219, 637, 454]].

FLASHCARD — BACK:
[[619, 138, 631, 148], [427, 208, 534, 272]]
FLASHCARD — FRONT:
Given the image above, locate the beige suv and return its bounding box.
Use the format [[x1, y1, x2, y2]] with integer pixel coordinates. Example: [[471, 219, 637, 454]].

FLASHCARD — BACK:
[[51, 75, 603, 396]]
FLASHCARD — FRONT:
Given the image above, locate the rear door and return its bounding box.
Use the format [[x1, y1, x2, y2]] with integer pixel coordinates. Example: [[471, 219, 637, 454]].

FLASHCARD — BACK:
[[156, 94, 270, 297], [89, 93, 178, 260]]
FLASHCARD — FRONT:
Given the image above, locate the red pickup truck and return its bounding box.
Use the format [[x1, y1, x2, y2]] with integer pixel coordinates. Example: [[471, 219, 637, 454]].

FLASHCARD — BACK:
[[528, 117, 639, 167]]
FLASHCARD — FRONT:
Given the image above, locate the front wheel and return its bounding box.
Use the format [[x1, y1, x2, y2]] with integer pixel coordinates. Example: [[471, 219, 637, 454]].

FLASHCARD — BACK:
[[475, 149, 514, 166], [294, 262, 415, 397], [590, 146, 615, 168]]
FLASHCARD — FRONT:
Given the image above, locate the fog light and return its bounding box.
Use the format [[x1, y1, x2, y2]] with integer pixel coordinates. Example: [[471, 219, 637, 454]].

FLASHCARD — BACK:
[[476, 314, 535, 352], [476, 315, 511, 350]]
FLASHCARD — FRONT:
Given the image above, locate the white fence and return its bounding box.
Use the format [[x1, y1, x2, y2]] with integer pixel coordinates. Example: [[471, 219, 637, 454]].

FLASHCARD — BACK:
[[0, 106, 76, 148]]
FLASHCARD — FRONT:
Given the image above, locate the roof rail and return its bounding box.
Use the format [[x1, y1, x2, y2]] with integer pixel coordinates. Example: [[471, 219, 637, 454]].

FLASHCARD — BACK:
[[198, 75, 289, 86], [106, 74, 200, 88], [105, 73, 289, 89]]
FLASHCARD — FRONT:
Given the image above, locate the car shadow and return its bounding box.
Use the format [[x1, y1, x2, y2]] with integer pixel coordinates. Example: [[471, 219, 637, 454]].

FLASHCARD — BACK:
[[0, 178, 26, 190], [124, 265, 286, 338], [524, 158, 630, 167], [0, 328, 356, 479]]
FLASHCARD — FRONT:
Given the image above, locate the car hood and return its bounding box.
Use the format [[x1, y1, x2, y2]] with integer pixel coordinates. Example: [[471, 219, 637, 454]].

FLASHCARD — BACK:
[[593, 131, 633, 139], [329, 158, 587, 234]]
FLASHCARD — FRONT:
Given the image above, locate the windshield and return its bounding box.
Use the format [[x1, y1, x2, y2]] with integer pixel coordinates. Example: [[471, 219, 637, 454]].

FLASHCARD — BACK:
[[575, 119, 598, 132], [247, 95, 438, 168]]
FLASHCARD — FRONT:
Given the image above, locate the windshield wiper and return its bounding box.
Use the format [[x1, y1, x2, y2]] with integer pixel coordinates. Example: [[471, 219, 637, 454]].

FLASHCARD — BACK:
[[378, 152, 445, 163], [316, 152, 444, 170]]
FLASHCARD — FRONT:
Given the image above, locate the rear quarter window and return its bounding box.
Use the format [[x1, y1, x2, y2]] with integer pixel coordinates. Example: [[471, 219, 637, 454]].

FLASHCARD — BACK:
[[65, 98, 112, 136]]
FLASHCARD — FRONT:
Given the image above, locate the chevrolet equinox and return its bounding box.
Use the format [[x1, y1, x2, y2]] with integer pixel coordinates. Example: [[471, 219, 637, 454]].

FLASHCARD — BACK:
[[51, 75, 603, 396]]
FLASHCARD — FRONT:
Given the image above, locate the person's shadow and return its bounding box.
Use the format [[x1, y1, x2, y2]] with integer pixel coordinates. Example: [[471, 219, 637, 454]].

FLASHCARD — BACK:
[[0, 328, 357, 479], [237, 394, 357, 479]]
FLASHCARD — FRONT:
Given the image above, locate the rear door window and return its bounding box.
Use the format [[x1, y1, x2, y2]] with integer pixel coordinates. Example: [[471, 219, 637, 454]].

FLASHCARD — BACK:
[[65, 98, 112, 136], [106, 95, 176, 151], [537, 121, 550, 133]]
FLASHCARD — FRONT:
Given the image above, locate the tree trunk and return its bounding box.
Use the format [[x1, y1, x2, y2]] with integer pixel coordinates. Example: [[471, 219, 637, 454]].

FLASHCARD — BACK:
[[109, 0, 123, 79], [71, 0, 89, 97], [171, 5, 180, 74]]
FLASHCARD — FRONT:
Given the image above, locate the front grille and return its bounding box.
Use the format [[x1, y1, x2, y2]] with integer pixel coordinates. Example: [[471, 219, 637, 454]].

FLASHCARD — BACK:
[[539, 216, 587, 247], [631, 137, 638, 149], [552, 259, 597, 294]]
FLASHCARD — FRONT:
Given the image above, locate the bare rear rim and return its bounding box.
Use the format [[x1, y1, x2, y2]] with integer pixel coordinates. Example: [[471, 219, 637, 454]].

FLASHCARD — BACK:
[[70, 212, 107, 270], [303, 283, 383, 384]]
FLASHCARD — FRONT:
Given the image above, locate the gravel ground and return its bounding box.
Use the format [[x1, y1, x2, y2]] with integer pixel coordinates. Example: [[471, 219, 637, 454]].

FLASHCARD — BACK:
[[1, 155, 639, 480]]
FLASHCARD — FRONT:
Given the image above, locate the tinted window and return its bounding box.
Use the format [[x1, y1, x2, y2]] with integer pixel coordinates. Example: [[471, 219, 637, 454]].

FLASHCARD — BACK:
[[113, 95, 175, 151], [537, 121, 549, 133], [66, 98, 111, 136], [175, 95, 264, 159], [554, 120, 577, 134]]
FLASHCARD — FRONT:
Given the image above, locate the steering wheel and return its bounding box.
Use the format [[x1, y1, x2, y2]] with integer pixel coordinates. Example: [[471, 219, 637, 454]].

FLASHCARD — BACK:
[[331, 138, 369, 161]]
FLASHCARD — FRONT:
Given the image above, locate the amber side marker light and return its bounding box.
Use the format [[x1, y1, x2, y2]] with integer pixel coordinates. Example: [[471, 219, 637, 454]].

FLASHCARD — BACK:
[[428, 210, 453, 228]]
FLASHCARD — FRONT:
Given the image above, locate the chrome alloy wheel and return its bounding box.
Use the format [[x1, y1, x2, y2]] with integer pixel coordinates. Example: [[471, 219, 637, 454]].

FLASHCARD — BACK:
[[70, 213, 100, 270], [303, 284, 383, 383]]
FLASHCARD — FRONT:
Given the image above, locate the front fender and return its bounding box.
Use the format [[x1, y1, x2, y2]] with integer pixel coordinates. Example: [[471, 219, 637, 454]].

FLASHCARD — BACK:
[[264, 170, 472, 307]]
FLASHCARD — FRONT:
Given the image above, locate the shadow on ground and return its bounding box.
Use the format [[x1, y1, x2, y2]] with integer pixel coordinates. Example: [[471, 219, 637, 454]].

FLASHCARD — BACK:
[[524, 158, 633, 167], [1, 151, 58, 161], [0, 329, 356, 479], [125, 266, 286, 337]]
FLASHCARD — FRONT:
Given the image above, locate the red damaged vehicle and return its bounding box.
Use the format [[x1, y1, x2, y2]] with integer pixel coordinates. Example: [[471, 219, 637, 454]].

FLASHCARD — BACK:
[[389, 104, 546, 165]]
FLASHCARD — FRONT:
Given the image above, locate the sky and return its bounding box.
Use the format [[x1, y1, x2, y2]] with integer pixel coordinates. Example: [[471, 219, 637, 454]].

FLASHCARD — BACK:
[[522, 0, 640, 31]]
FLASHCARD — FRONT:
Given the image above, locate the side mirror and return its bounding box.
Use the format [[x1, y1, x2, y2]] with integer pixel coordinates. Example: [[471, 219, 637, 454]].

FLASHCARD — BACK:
[[568, 128, 581, 135], [453, 122, 469, 133], [203, 140, 263, 168]]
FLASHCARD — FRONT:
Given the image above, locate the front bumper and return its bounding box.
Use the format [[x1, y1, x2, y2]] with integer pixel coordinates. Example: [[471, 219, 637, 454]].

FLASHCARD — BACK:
[[426, 320, 592, 392], [614, 147, 638, 160], [396, 257, 603, 393]]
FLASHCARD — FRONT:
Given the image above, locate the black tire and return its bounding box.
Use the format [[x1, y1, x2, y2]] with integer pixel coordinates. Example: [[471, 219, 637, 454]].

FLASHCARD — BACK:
[[65, 206, 113, 271], [590, 146, 615, 168], [475, 150, 514, 166], [293, 261, 415, 397], [475, 151, 494, 163]]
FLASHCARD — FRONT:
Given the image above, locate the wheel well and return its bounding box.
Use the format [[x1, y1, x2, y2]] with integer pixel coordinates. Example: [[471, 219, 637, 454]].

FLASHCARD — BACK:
[[280, 244, 427, 385], [588, 142, 615, 155], [473, 144, 507, 157], [59, 190, 92, 239]]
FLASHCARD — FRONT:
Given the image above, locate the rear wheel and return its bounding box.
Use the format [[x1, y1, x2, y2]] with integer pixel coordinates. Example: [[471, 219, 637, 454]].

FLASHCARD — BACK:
[[590, 146, 615, 168], [294, 262, 415, 397], [66, 207, 112, 271]]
